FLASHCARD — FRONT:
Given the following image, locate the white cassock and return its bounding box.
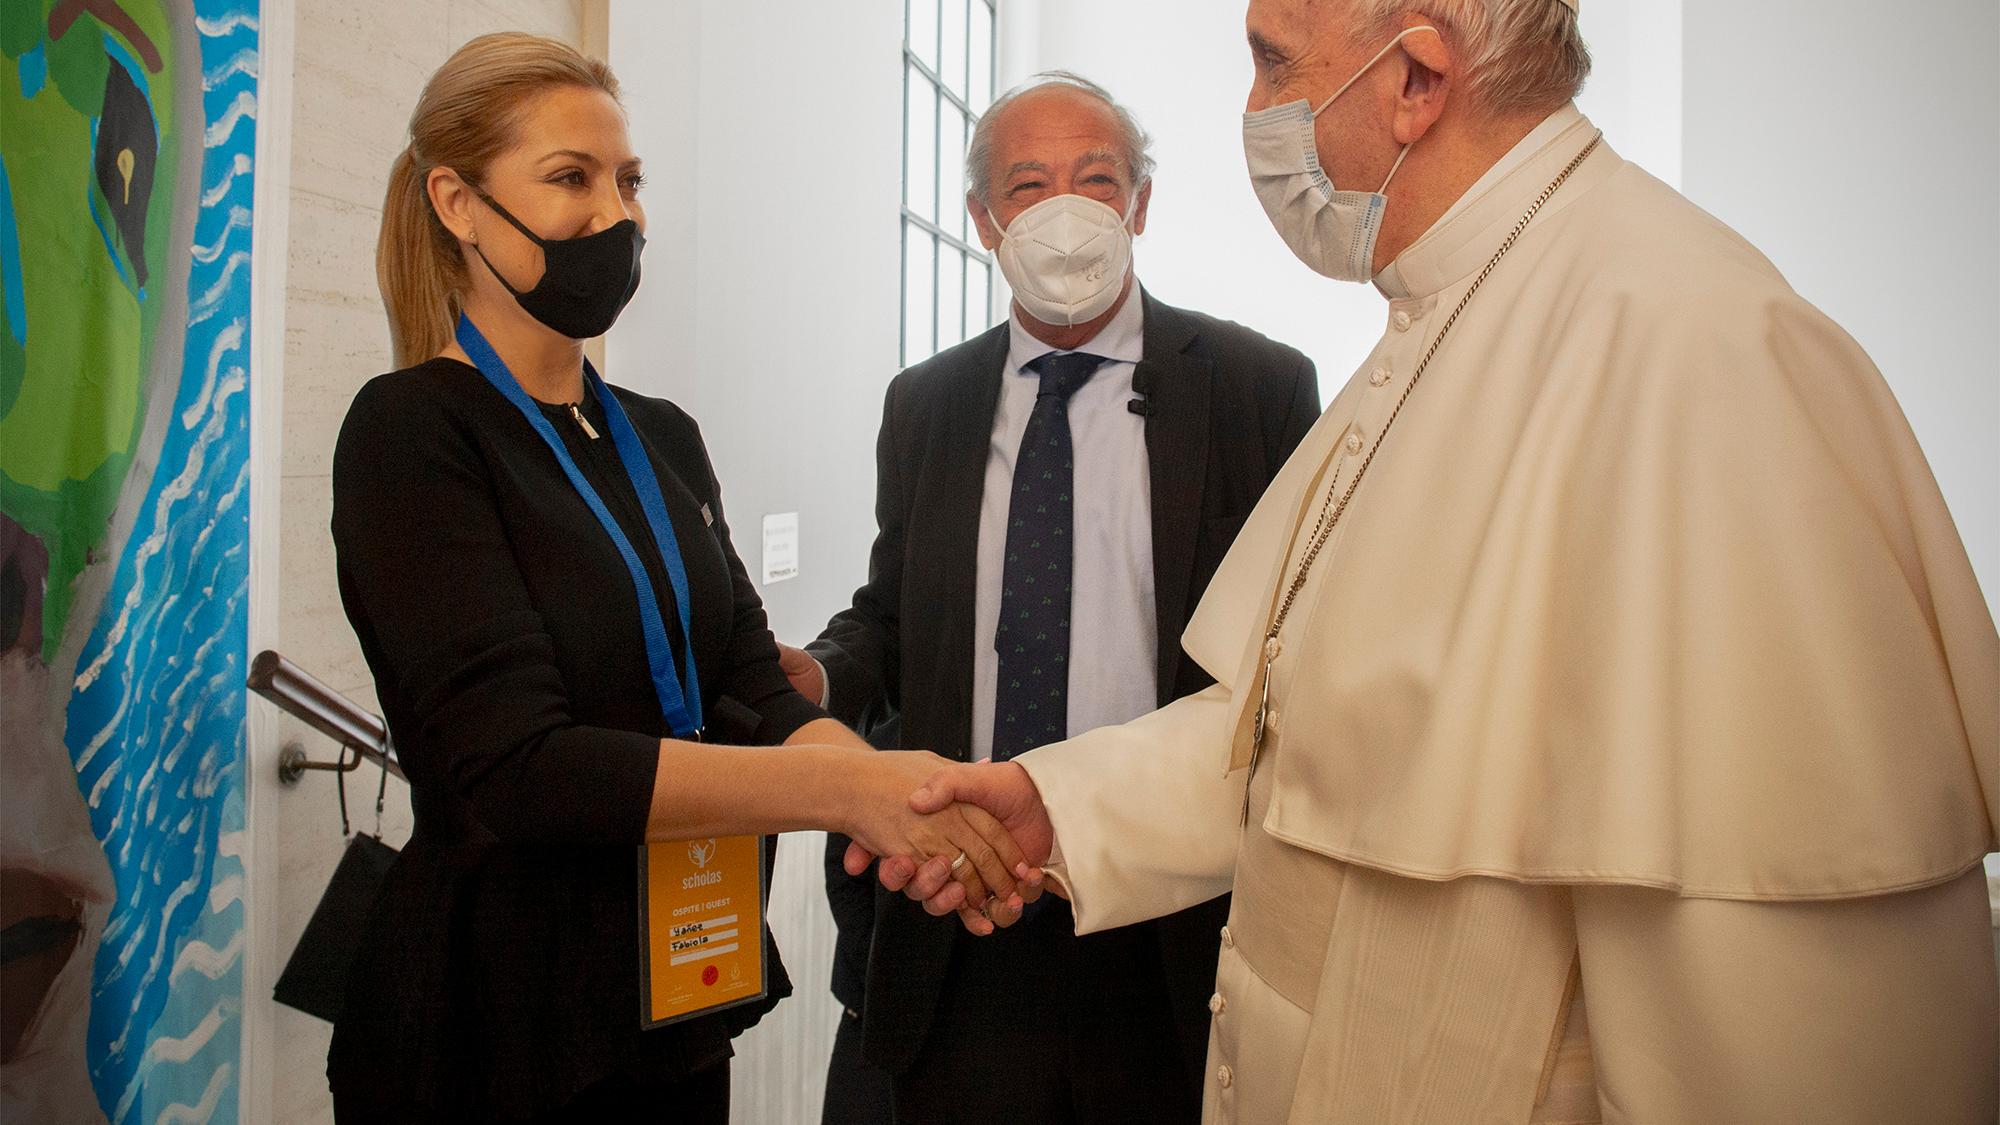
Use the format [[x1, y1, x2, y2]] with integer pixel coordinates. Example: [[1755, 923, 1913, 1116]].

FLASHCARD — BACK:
[[1015, 105, 1999, 1124]]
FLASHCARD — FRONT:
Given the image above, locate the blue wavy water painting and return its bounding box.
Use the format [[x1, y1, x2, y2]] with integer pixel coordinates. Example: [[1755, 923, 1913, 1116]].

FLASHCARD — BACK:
[[64, 4, 258, 1122]]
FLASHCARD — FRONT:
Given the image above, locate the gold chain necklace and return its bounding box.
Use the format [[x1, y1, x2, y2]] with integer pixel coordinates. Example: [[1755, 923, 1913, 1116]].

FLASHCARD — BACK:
[[1247, 134, 1604, 781]]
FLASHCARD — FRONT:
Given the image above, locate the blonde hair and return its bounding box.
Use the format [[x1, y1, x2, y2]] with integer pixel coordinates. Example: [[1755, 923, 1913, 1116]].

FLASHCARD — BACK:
[[1348, 0, 1589, 116], [378, 33, 621, 367]]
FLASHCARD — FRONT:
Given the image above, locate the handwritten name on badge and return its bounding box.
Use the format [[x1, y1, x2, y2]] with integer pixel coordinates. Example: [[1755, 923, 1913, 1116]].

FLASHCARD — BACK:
[[640, 835, 767, 1027]]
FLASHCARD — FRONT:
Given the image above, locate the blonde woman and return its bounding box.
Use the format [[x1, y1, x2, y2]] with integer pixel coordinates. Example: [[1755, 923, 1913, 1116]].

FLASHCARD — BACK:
[[328, 34, 1026, 1122]]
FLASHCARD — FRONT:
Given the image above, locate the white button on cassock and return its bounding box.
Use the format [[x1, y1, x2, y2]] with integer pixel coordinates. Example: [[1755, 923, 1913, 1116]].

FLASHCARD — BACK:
[[1217, 1064, 1234, 1089], [1220, 925, 1234, 949], [1392, 309, 1413, 332], [1369, 367, 1391, 387], [1344, 432, 1364, 456], [1209, 992, 1226, 1015]]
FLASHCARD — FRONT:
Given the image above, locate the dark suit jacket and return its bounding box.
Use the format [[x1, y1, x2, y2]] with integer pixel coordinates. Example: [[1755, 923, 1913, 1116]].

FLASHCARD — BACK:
[[811, 289, 1319, 1078]]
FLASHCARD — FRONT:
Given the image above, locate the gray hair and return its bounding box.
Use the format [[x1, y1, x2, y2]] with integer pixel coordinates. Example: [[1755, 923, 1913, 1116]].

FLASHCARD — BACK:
[[1348, 0, 1590, 115], [965, 71, 1156, 206]]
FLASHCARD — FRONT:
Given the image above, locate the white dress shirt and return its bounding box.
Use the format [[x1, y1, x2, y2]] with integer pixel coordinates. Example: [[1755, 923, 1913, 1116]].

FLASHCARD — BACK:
[[968, 290, 1157, 761]]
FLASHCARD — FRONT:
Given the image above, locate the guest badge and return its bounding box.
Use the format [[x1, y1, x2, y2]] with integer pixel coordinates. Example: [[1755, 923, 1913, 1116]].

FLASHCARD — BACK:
[[639, 835, 767, 1028]]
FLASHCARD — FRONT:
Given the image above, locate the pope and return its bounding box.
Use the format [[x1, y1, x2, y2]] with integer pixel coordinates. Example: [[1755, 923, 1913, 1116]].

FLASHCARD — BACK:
[[864, 0, 2000, 1121]]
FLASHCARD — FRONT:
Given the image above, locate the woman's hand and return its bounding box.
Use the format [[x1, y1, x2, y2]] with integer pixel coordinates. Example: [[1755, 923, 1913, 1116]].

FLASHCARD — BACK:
[[839, 750, 1030, 937]]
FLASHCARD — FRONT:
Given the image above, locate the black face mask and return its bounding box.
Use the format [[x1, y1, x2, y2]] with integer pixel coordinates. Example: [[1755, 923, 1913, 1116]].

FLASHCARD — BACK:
[[470, 187, 644, 339]]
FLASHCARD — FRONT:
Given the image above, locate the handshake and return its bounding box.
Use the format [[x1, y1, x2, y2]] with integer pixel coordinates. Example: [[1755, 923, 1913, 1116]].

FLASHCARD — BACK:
[[838, 751, 1062, 936], [779, 642, 1062, 934]]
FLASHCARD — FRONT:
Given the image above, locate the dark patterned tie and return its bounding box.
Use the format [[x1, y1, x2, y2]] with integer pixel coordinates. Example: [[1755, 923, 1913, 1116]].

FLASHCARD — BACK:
[[992, 351, 1107, 762]]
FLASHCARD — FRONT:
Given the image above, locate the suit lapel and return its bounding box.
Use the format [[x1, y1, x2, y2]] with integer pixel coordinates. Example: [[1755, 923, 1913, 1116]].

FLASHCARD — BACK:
[[928, 325, 1009, 761], [1136, 292, 1211, 706]]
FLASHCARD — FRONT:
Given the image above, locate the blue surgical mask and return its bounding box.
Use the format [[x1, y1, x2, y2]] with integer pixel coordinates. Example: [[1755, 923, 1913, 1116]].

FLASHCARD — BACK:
[[1242, 25, 1437, 282]]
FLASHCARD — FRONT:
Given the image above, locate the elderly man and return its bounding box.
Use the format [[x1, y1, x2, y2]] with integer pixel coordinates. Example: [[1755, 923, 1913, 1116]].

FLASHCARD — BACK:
[[784, 73, 1319, 1124], [879, 1, 2000, 1122]]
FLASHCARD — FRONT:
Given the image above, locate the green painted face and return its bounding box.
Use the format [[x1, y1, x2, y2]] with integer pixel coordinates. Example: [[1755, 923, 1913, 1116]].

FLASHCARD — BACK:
[[0, 0, 179, 660]]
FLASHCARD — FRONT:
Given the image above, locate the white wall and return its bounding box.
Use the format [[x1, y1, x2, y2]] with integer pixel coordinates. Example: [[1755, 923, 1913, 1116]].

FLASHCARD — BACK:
[[1572, 1, 1682, 187], [606, 3, 905, 1119], [1680, 0, 1999, 619]]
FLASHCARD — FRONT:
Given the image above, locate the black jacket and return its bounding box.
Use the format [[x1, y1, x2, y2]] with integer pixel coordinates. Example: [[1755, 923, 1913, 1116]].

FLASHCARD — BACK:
[[327, 359, 822, 1119], [810, 290, 1319, 1075]]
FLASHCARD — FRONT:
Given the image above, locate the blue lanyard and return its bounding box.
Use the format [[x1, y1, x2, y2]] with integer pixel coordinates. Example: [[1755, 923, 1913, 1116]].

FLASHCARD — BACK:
[[456, 315, 703, 738]]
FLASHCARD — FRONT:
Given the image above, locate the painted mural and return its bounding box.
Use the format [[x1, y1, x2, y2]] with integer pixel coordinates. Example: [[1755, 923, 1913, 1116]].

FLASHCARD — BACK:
[[1, 1, 257, 1122]]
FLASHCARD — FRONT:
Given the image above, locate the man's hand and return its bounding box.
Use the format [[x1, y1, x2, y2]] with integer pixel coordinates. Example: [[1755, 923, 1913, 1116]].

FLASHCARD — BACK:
[[777, 642, 826, 706], [837, 750, 1031, 936], [846, 761, 1058, 931]]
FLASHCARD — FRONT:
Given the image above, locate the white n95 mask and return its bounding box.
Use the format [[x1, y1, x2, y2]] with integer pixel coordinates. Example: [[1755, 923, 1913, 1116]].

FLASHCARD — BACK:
[[990, 193, 1136, 327], [1244, 25, 1436, 282]]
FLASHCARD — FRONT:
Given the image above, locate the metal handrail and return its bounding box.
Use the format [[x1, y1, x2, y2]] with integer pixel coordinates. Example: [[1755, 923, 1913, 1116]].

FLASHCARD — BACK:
[[246, 650, 402, 783]]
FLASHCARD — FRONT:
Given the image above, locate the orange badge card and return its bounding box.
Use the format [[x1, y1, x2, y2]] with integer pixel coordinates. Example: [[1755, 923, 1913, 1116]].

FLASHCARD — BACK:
[[639, 834, 767, 1028]]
